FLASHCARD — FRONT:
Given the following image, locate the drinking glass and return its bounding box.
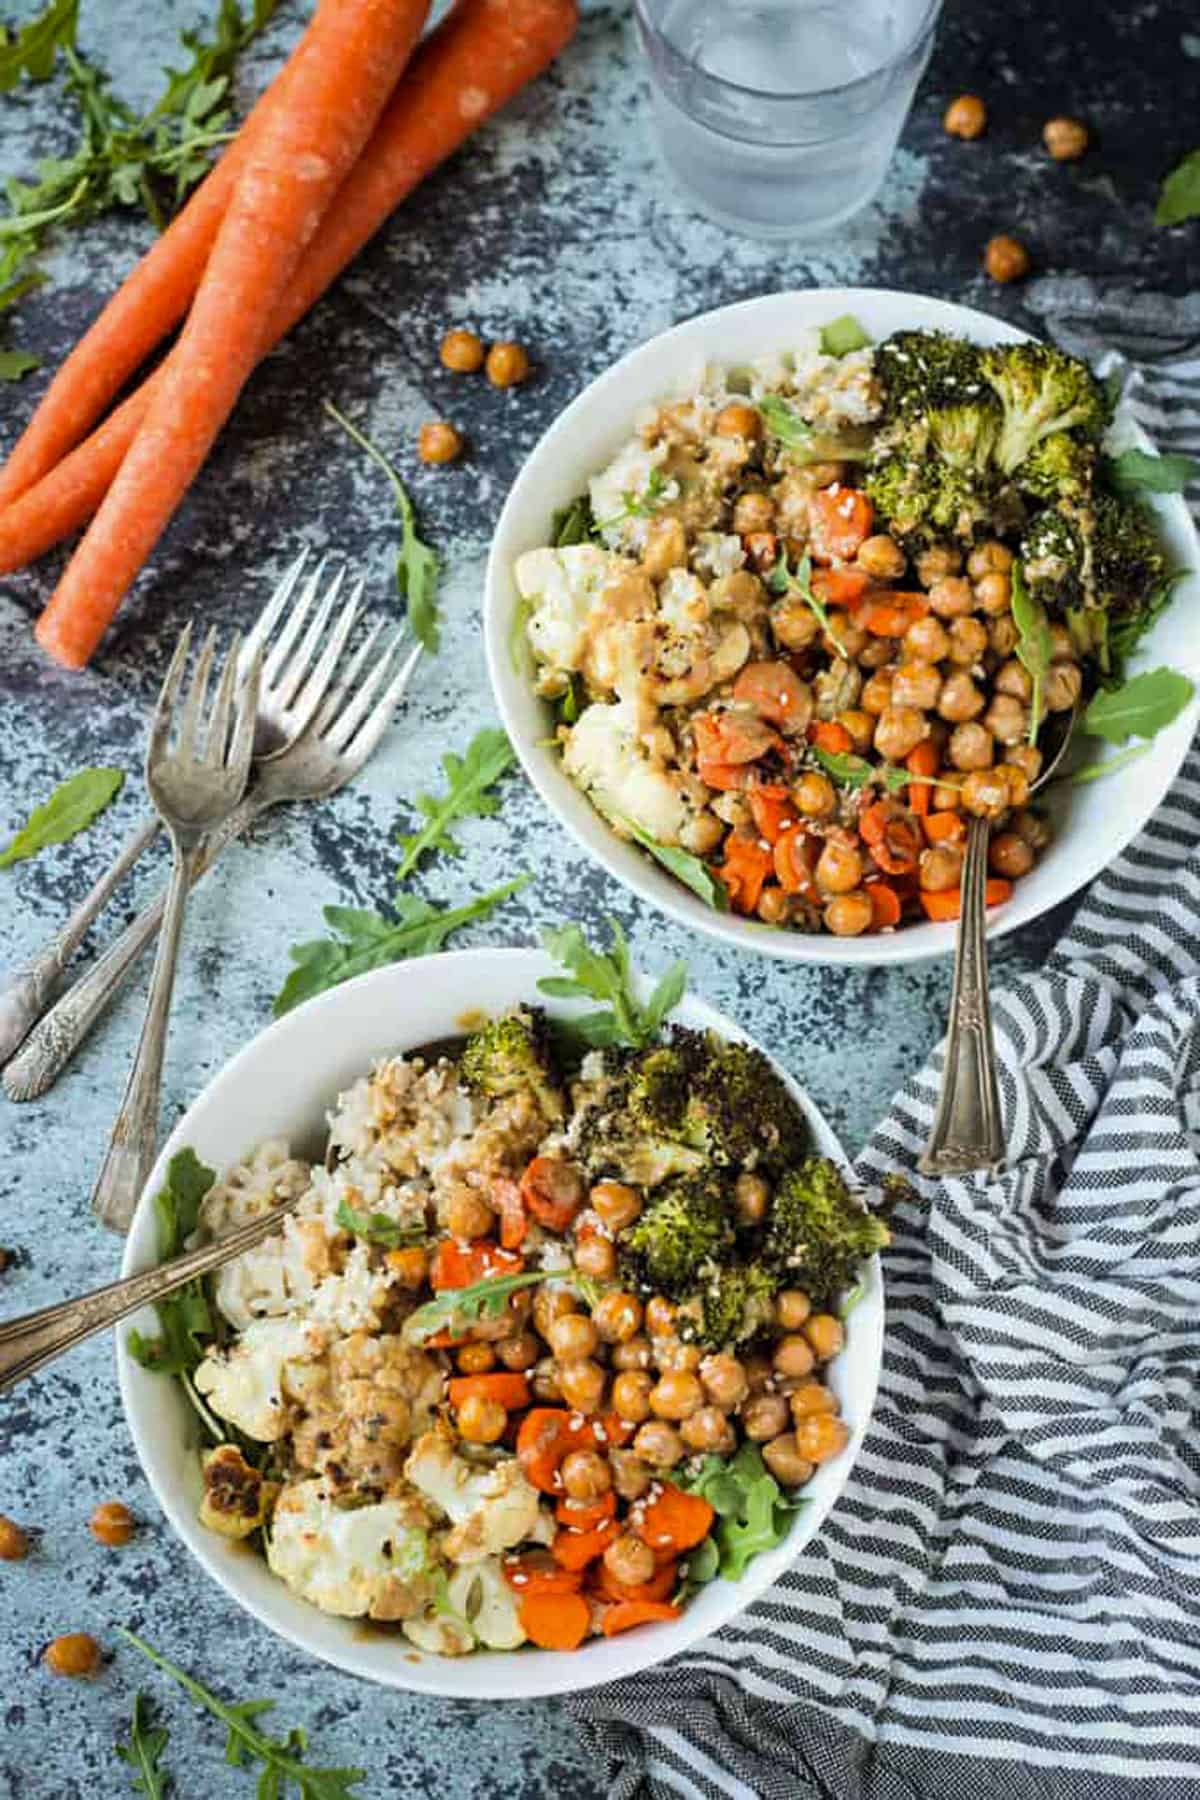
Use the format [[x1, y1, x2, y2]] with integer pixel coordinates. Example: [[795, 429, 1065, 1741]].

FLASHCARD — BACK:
[[633, 0, 943, 239]]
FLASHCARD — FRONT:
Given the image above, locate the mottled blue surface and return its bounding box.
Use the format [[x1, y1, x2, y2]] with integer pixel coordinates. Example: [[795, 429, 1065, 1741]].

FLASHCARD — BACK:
[[0, 1, 1194, 1794]]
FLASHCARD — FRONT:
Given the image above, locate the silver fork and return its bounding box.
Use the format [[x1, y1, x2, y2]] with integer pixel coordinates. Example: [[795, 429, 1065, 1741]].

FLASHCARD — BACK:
[[0, 550, 360, 1066], [5, 626, 423, 1142], [91, 628, 262, 1232]]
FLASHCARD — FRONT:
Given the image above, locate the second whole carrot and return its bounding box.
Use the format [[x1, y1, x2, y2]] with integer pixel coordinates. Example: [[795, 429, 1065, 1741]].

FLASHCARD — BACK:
[[35, 0, 432, 671]]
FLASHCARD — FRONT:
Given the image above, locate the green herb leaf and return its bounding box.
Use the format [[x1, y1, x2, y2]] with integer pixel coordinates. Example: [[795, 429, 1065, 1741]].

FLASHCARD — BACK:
[[116, 1691, 170, 1799], [324, 400, 440, 652], [274, 878, 530, 1018], [759, 395, 813, 452], [551, 494, 598, 547], [118, 1629, 366, 1800], [679, 1443, 805, 1580], [819, 314, 871, 356], [1068, 742, 1152, 785], [0, 347, 39, 380], [1156, 148, 1200, 227], [0, 0, 78, 90], [555, 675, 584, 725], [126, 1149, 216, 1377], [508, 596, 532, 675], [0, 765, 123, 868], [1082, 666, 1195, 745], [767, 549, 850, 660], [619, 818, 728, 910], [396, 728, 514, 880], [1103, 447, 1200, 496], [537, 919, 686, 1050], [596, 466, 670, 533], [1010, 562, 1055, 744], [402, 1270, 553, 1346], [672, 1532, 721, 1605], [335, 1199, 426, 1250]]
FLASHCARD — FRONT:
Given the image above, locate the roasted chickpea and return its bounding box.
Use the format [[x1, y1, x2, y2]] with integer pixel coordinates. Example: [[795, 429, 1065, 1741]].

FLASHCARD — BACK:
[[938, 671, 986, 724], [904, 615, 951, 663], [838, 708, 876, 753], [794, 1412, 852, 1464], [456, 1341, 496, 1375], [681, 1406, 737, 1454], [964, 540, 1011, 580], [457, 1394, 507, 1443], [561, 1449, 613, 1501], [989, 831, 1035, 878], [996, 762, 1031, 808], [804, 1314, 846, 1361], [822, 614, 868, 661], [559, 1358, 607, 1415], [440, 327, 485, 372], [773, 1334, 816, 1379], [743, 1352, 773, 1394], [789, 1378, 838, 1421], [1047, 622, 1074, 661], [989, 615, 1018, 657], [610, 1448, 653, 1499], [928, 576, 974, 620], [592, 1292, 643, 1345], [860, 668, 895, 715], [824, 892, 874, 937], [681, 810, 726, 858], [1005, 743, 1042, 785], [1014, 807, 1052, 851], [974, 571, 1011, 615], [632, 1420, 684, 1469], [641, 514, 688, 577], [1043, 115, 1088, 160], [485, 340, 531, 387], [0, 1515, 29, 1560], [948, 720, 994, 771], [699, 1352, 750, 1409], [793, 770, 837, 819], [994, 658, 1032, 701], [946, 616, 988, 666], [916, 543, 962, 586], [771, 597, 821, 652], [856, 533, 906, 580], [734, 490, 775, 535], [741, 1393, 791, 1441], [612, 1370, 653, 1424], [531, 1357, 563, 1403], [772, 1291, 811, 1333], [45, 1634, 101, 1678], [984, 234, 1031, 283], [984, 693, 1028, 745], [873, 706, 928, 762], [1045, 661, 1083, 711], [944, 93, 986, 139], [891, 661, 943, 712], [715, 401, 762, 440], [591, 1181, 642, 1231], [961, 767, 1011, 820], [445, 1187, 493, 1240], [603, 1532, 657, 1588], [815, 837, 864, 897], [574, 1233, 617, 1280], [386, 1245, 429, 1289], [858, 637, 894, 670], [549, 1313, 600, 1360], [497, 1330, 541, 1372], [762, 1434, 817, 1487], [756, 886, 792, 926], [645, 1296, 676, 1337], [533, 1287, 578, 1338], [649, 1371, 704, 1421], [613, 1334, 654, 1372], [418, 420, 464, 465], [920, 845, 964, 892]]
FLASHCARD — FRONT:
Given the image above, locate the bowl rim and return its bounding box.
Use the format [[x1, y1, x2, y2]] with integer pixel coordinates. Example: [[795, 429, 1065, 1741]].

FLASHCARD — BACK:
[[483, 284, 1200, 968], [117, 946, 883, 1699]]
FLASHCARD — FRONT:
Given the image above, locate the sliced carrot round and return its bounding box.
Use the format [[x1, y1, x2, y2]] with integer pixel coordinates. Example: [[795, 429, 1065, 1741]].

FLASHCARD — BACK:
[[520, 1155, 585, 1232], [519, 1590, 592, 1650], [600, 1600, 682, 1637]]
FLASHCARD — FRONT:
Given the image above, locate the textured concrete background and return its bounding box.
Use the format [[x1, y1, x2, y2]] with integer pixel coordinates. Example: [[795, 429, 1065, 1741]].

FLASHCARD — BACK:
[[0, 1, 1195, 1794]]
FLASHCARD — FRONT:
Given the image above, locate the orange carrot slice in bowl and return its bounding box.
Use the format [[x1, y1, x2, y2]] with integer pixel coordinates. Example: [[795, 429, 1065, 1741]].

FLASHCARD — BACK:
[[519, 1590, 591, 1650], [600, 1600, 682, 1637]]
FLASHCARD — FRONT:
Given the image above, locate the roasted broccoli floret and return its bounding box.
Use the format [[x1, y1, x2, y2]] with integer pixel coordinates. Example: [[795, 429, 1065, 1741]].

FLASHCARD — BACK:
[[1020, 492, 1167, 656], [460, 1008, 563, 1121], [867, 333, 1005, 549], [875, 329, 988, 415], [865, 427, 1001, 549], [619, 1174, 734, 1298], [676, 1259, 777, 1350], [762, 1158, 890, 1310], [928, 402, 1000, 477], [1014, 431, 1096, 505], [980, 341, 1110, 476]]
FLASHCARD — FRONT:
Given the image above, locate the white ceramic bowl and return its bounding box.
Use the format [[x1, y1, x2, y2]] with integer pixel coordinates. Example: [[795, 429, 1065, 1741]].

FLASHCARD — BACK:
[[484, 287, 1200, 965], [117, 948, 882, 1699]]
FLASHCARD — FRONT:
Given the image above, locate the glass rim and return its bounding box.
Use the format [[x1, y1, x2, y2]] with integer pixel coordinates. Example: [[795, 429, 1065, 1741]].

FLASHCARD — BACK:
[[632, 0, 944, 104]]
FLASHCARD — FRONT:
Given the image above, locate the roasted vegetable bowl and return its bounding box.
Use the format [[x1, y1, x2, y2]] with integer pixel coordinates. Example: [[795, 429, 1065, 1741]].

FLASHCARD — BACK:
[[118, 947, 885, 1698]]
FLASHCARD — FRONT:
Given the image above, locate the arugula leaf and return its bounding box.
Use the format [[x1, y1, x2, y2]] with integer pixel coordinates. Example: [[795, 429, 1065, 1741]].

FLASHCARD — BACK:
[[116, 1692, 170, 1799], [679, 1443, 805, 1580], [273, 878, 530, 1017], [1156, 148, 1200, 227], [509, 596, 532, 674], [0, 766, 123, 868], [758, 395, 813, 453], [0, 347, 40, 380], [620, 818, 728, 910], [0, 0, 78, 90], [402, 1270, 553, 1346], [1010, 562, 1055, 744], [555, 674, 584, 725], [673, 1532, 721, 1605], [118, 1629, 366, 1800], [396, 728, 514, 879], [537, 919, 686, 1050], [335, 1199, 426, 1250], [767, 548, 849, 659], [1069, 742, 1151, 785], [1082, 666, 1195, 745], [324, 400, 440, 652], [596, 466, 670, 533], [126, 1149, 217, 1377], [810, 748, 940, 797], [551, 494, 598, 547], [819, 314, 871, 356], [1103, 447, 1200, 497]]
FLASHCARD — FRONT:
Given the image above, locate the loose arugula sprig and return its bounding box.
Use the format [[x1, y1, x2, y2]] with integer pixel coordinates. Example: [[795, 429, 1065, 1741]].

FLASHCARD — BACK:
[[1156, 148, 1200, 227], [0, 765, 123, 867], [618, 818, 727, 911], [324, 401, 440, 652], [127, 1150, 216, 1377], [116, 1692, 170, 1799], [1010, 562, 1055, 745], [678, 1443, 806, 1583], [537, 919, 686, 1050], [1082, 666, 1195, 745], [551, 493, 599, 547], [396, 728, 514, 879], [273, 879, 530, 1017], [335, 1199, 427, 1251], [403, 1266, 605, 1346], [0, 0, 77, 88], [1103, 447, 1200, 497], [811, 747, 956, 797], [767, 548, 850, 659], [118, 1629, 365, 1800]]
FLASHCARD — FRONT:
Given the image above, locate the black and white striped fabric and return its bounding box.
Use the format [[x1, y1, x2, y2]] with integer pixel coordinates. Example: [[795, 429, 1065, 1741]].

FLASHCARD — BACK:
[[570, 315, 1200, 1799]]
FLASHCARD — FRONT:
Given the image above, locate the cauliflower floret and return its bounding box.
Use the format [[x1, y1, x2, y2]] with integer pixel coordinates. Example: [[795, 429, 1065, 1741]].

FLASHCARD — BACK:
[[194, 1316, 328, 1441], [199, 1444, 278, 1540], [290, 1333, 443, 1492], [267, 1478, 436, 1620], [402, 1610, 475, 1656], [516, 544, 634, 686], [589, 437, 674, 552], [562, 699, 695, 845], [405, 1431, 542, 1564], [446, 1558, 526, 1650]]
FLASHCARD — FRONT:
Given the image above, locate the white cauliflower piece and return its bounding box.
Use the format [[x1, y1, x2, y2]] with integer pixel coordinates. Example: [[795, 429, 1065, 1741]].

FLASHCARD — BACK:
[[194, 1317, 327, 1442], [405, 1432, 542, 1564], [692, 533, 746, 581], [562, 699, 691, 845], [789, 339, 880, 428], [402, 1611, 475, 1656], [446, 1559, 526, 1650], [589, 437, 673, 551], [267, 1479, 434, 1620], [516, 544, 632, 686]]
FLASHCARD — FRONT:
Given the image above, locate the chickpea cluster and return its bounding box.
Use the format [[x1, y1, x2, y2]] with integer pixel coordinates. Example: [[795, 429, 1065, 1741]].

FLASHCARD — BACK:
[[418, 327, 534, 467]]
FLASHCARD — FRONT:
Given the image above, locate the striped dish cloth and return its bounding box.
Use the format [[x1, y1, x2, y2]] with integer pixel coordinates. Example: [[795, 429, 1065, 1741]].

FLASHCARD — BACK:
[[569, 307, 1200, 1798]]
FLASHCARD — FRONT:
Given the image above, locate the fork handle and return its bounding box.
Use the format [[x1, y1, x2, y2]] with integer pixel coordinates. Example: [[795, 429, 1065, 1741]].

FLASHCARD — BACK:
[[0, 816, 160, 1064], [2, 796, 262, 1110], [918, 815, 1006, 1178]]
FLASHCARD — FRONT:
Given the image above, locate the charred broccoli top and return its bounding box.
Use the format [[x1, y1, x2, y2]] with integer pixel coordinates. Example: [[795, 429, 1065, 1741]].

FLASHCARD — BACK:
[[762, 1159, 891, 1311], [676, 1259, 778, 1350], [460, 1008, 564, 1121], [875, 329, 990, 415], [619, 1173, 734, 1298], [1014, 431, 1096, 506], [1020, 490, 1167, 675], [980, 341, 1110, 476]]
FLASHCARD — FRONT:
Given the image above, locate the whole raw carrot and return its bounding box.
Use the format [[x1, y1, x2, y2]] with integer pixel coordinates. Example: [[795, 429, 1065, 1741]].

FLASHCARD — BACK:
[[1, 0, 578, 583], [0, 8, 328, 512], [36, 0, 431, 670]]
